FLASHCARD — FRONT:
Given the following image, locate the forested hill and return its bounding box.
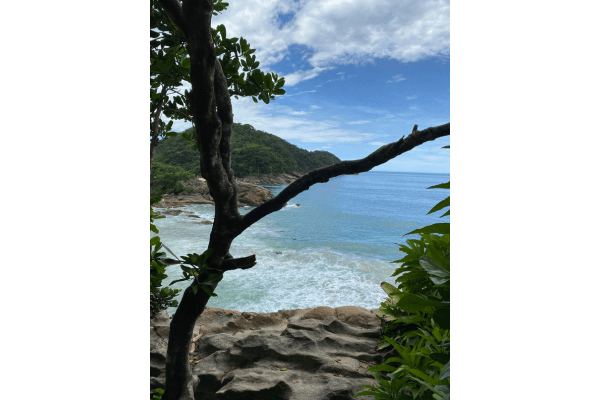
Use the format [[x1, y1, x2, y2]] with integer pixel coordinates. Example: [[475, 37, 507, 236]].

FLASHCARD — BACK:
[[154, 123, 341, 178]]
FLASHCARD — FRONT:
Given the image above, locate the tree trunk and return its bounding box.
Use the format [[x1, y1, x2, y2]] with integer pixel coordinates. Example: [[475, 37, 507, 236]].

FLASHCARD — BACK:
[[163, 286, 212, 400]]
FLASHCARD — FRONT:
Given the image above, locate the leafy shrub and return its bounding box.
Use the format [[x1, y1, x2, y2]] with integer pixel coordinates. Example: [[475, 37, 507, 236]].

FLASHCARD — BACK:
[[151, 388, 164, 399], [151, 161, 195, 196], [358, 151, 450, 400], [150, 197, 182, 319]]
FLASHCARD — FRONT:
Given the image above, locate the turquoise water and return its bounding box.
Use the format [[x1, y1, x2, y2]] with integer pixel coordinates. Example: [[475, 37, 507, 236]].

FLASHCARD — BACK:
[[153, 171, 449, 314]]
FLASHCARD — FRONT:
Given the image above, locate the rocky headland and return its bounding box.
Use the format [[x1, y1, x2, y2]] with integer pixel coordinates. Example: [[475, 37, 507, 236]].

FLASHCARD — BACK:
[[153, 171, 308, 209], [151, 306, 390, 399], [238, 170, 307, 185], [153, 177, 276, 209]]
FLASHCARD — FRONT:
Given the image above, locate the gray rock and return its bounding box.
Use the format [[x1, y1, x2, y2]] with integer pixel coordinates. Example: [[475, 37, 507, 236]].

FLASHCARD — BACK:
[[151, 306, 385, 399]]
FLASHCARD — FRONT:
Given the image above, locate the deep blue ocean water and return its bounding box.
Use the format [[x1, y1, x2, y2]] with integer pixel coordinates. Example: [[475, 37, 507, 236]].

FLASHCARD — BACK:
[[152, 171, 449, 315]]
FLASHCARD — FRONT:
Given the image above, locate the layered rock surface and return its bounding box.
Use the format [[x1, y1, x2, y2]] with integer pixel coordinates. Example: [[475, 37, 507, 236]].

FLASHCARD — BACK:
[[151, 306, 389, 399]]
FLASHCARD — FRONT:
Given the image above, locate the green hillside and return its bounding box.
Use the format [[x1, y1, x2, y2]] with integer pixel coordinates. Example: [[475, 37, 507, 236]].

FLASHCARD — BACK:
[[153, 123, 341, 178]]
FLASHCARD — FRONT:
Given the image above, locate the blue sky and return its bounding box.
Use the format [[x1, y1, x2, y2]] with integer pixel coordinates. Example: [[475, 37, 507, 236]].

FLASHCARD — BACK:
[[169, 0, 450, 174]]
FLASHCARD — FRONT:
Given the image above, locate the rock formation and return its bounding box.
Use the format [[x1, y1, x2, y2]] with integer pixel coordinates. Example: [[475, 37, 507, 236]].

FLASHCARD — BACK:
[[151, 306, 390, 399], [153, 177, 274, 208], [238, 170, 306, 185]]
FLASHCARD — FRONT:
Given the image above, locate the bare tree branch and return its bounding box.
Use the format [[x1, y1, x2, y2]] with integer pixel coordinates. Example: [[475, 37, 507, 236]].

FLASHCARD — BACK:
[[220, 255, 257, 272], [239, 123, 450, 231]]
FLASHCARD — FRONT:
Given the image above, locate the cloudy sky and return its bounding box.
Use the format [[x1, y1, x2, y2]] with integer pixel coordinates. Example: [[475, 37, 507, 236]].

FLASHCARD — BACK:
[[171, 0, 450, 173]]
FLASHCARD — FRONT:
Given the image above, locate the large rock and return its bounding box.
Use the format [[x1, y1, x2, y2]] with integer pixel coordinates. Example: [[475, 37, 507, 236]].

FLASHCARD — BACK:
[[235, 181, 275, 207], [151, 306, 389, 399], [153, 177, 275, 208]]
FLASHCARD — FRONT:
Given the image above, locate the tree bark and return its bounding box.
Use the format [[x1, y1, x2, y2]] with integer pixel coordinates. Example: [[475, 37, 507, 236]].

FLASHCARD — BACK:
[[156, 1, 450, 399]]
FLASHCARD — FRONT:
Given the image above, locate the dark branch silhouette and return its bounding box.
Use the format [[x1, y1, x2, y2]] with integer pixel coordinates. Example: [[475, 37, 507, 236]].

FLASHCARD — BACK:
[[240, 123, 450, 231]]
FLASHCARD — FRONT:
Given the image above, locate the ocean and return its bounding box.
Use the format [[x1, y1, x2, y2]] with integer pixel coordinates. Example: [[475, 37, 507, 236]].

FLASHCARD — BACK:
[[152, 171, 450, 315]]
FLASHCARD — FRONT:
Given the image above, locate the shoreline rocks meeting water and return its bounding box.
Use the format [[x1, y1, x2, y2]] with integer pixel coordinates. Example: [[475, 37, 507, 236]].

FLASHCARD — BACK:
[[151, 306, 389, 399], [153, 171, 308, 209]]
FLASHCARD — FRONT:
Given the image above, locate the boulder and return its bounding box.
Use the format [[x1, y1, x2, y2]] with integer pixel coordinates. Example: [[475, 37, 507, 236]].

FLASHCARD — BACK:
[[159, 209, 183, 216], [335, 306, 381, 329], [150, 306, 388, 399], [301, 306, 336, 321], [236, 181, 274, 206]]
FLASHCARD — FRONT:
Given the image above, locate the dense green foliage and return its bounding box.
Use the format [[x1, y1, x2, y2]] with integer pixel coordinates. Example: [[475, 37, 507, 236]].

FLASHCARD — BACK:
[[150, 162, 195, 197], [357, 153, 450, 400], [150, 198, 182, 319], [154, 123, 341, 178], [153, 137, 202, 176]]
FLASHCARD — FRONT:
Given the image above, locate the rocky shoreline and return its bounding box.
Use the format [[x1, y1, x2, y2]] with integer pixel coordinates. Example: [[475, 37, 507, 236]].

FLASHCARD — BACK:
[[153, 171, 307, 209], [153, 178, 275, 209], [151, 306, 388, 399], [238, 170, 307, 185]]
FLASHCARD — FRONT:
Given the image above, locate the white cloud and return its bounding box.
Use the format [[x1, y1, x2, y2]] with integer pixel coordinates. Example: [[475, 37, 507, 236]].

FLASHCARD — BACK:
[[406, 95, 417, 100], [288, 110, 310, 115], [283, 67, 333, 86], [310, 105, 322, 109], [387, 74, 406, 83], [346, 120, 371, 125], [230, 96, 375, 143], [286, 89, 317, 97], [212, 0, 449, 84]]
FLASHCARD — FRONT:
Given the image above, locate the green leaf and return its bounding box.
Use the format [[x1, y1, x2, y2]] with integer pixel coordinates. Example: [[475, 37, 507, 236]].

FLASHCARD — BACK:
[[440, 209, 449, 218], [383, 357, 406, 364], [366, 364, 397, 373], [217, 24, 226, 38], [191, 284, 198, 295], [429, 353, 450, 365], [404, 223, 450, 237], [432, 307, 450, 330], [441, 145, 449, 148], [354, 391, 379, 397], [396, 293, 442, 313], [439, 360, 450, 380], [150, 224, 159, 234], [419, 256, 449, 277], [427, 182, 450, 189], [380, 282, 398, 296], [202, 284, 217, 297], [182, 58, 190, 68], [427, 196, 450, 215], [394, 314, 429, 324], [150, 236, 161, 247]]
